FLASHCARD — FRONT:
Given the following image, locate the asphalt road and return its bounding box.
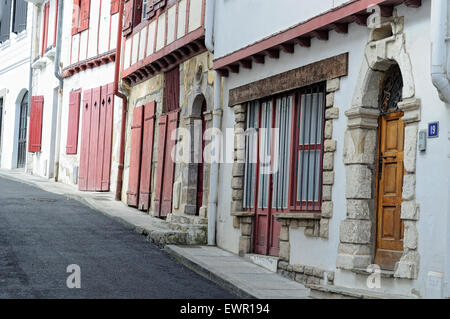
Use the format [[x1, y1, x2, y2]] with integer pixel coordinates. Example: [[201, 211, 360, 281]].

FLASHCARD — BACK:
[[0, 177, 236, 299]]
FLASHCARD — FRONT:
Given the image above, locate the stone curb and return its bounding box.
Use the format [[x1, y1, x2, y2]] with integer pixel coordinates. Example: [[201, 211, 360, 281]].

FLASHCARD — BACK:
[[164, 245, 256, 299]]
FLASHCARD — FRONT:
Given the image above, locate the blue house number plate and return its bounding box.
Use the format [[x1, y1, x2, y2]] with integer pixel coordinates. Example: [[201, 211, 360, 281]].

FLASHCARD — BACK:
[[428, 122, 439, 138]]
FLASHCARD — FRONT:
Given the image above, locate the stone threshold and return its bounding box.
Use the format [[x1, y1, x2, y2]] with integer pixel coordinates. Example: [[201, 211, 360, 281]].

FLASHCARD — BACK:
[[307, 284, 418, 299], [351, 268, 395, 278]]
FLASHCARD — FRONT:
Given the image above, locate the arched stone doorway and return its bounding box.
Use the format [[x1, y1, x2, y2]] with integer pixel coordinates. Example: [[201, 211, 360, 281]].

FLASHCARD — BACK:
[[337, 16, 421, 279]]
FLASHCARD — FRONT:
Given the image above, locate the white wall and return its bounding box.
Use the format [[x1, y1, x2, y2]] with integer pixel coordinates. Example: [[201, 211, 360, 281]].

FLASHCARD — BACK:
[[0, 2, 33, 170], [216, 1, 450, 298], [213, 0, 354, 59]]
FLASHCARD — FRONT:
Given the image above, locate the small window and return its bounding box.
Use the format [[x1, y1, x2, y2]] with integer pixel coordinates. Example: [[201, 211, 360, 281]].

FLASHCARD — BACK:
[[12, 0, 28, 34]]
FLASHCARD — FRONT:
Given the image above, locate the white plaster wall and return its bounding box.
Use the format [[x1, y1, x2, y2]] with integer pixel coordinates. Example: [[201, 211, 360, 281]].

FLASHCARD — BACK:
[[213, 0, 354, 59], [217, 2, 450, 298], [0, 3, 33, 170]]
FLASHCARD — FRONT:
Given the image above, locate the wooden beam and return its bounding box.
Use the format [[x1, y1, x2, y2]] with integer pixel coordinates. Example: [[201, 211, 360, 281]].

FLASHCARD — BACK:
[[295, 37, 311, 47], [279, 43, 295, 54], [353, 14, 368, 26], [404, 0, 421, 8], [251, 54, 265, 64], [218, 69, 229, 77], [312, 30, 329, 41], [228, 64, 239, 73], [331, 23, 348, 34], [240, 59, 252, 69], [264, 49, 280, 59], [379, 5, 394, 17]]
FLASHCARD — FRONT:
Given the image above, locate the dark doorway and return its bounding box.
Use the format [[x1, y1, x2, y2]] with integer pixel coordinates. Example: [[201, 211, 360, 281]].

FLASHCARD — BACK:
[[17, 92, 28, 169], [197, 100, 207, 215], [0, 98, 3, 159]]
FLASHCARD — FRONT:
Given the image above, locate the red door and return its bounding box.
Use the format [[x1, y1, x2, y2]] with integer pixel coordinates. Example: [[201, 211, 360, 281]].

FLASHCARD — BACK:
[[154, 114, 167, 217], [79, 89, 92, 191], [95, 86, 108, 191], [101, 84, 115, 191], [138, 102, 156, 211], [87, 87, 101, 191], [253, 101, 281, 256], [127, 105, 144, 207]]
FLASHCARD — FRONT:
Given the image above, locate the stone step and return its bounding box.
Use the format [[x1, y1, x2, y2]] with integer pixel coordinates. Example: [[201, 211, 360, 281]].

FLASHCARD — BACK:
[[167, 214, 208, 225], [168, 223, 207, 245], [244, 254, 279, 272], [307, 284, 418, 299]]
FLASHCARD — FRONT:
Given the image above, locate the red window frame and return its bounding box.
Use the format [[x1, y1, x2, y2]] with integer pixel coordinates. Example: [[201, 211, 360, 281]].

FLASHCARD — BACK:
[[41, 2, 50, 56], [243, 82, 326, 215], [71, 0, 90, 35]]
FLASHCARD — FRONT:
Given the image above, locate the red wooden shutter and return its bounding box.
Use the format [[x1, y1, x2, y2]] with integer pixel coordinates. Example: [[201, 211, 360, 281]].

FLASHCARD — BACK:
[[79, 0, 91, 32], [28, 96, 44, 153], [160, 111, 178, 217], [138, 101, 156, 211], [165, 66, 180, 112], [111, 0, 120, 14], [133, 0, 143, 27], [127, 105, 144, 207], [101, 83, 115, 191], [87, 87, 101, 191], [72, 0, 80, 35], [154, 114, 167, 216], [41, 2, 50, 56], [66, 90, 81, 155], [53, 0, 59, 47], [123, 0, 134, 36], [95, 86, 108, 191], [79, 89, 92, 190]]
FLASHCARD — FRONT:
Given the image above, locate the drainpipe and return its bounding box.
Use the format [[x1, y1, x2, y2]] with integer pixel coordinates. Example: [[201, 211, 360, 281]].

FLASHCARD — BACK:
[[431, 0, 450, 103], [25, 2, 37, 173], [205, 0, 221, 246], [114, 0, 129, 201], [54, 0, 64, 181]]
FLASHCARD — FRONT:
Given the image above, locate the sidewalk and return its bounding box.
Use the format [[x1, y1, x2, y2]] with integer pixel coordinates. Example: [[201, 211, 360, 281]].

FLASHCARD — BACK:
[[0, 169, 310, 299], [165, 245, 310, 299]]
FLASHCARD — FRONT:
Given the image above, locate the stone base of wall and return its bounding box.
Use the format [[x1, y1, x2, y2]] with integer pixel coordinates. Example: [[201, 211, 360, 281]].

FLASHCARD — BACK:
[[278, 261, 335, 286]]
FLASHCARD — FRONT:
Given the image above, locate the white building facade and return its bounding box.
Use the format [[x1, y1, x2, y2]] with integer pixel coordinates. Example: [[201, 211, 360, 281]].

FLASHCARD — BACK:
[[0, 0, 32, 170], [211, 0, 450, 299]]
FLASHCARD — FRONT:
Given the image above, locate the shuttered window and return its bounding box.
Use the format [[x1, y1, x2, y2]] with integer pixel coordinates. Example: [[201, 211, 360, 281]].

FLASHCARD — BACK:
[[41, 2, 49, 56], [71, 0, 90, 35], [0, 0, 12, 43], [12, 0, 27, 34], [165, 66, 180, 113], [146, 0, 166, 20], [29, 96, 44, 153], [242, 83, 326, 214], [66, 90, 81, 155], [123, 0, 133, 35], [111, 0, 120, 14]]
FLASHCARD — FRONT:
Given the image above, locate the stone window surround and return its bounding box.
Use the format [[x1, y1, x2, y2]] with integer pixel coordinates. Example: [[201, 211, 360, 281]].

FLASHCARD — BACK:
[[228, 55, 349, 266], [336, 16, 421, 280]]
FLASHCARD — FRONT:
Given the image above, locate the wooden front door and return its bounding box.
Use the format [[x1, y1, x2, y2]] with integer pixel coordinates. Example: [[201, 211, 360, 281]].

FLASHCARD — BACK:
[[375, 111, 405, 270], [254, 101, 281, 256]]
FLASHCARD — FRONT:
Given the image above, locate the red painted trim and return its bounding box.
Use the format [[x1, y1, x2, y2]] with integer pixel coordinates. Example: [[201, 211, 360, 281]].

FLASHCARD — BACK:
[[122, 26, 204, 78], [153, 10, 160, 53], [200, 0, 205, 29], [53, 0, 58, 47], [185, 0, 190, 35], [97, 0, 102, 56], [41, 2, 50, 56], [164, 6, 168, 46], [174, 1, 179, 40], [62, 50, 116, 78], [213, 0, 402, 70]]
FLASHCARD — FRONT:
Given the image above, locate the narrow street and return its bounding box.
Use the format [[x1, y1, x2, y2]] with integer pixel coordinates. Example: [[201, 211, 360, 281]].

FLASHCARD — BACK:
[[0, 177, 235, 299]]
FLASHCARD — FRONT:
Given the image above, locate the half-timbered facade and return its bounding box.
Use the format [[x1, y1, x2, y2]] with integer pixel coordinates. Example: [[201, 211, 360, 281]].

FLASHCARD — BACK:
[[120, 0, 211, 243], [212, 0, 450, 298]]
